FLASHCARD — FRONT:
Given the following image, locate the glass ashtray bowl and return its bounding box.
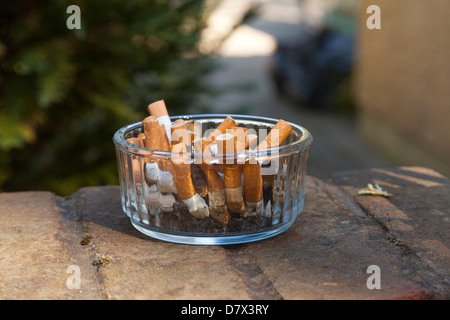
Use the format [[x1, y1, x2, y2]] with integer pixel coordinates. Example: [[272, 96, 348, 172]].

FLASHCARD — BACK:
[[113, 114, 312, 245]]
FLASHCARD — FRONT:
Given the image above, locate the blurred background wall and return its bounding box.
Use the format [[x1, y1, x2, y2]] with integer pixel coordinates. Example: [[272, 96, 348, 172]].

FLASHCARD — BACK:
[[355, 0, 450, 177]]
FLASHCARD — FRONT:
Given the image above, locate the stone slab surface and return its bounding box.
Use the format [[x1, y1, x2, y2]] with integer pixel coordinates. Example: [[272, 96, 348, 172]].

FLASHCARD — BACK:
[[0, 167, 448, 299]]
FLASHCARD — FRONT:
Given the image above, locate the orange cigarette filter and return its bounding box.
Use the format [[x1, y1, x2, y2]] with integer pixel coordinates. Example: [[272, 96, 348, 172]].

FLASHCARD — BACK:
[[171, 119, 186, 129], [148, 99, 172, 143], [147, 100, 168, 119], [256, 119, 292, 151], [193, 138, 224, 192], [143, 117, 170, 151], [244, 119, 292, 203], [127, 137, 143, 147], [202, 166, 224, 191], [126, 138, 143, 183], [142, 116, 171, 171], [157, 124, 170, 151], [137, 133, 146, 146], [171, 121, 190, 145], [142, 117, 161, 150], [173, 119, 185, 125], [226, 126, 248, 134], [243, 164, 263, 202], [225, 127, 247, 153], [208, 116, 237, 142], [215, 133, 243, 187], [169, 143, 196, 200]]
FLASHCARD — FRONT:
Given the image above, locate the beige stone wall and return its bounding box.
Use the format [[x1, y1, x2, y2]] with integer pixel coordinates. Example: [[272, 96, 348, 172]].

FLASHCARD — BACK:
[[354, 0, 450, 177]]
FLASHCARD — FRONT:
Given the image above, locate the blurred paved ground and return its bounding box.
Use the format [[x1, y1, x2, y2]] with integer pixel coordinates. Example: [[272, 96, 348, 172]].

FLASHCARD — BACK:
[[195, 0, 394, 180]]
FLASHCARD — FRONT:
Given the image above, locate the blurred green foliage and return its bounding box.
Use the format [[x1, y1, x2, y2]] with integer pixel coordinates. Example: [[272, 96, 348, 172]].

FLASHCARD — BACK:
[[0, 0, 215, 195]]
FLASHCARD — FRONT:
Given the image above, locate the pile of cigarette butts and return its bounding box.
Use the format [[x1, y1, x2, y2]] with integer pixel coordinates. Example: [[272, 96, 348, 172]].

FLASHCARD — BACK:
[[126, 100, 292, 229]]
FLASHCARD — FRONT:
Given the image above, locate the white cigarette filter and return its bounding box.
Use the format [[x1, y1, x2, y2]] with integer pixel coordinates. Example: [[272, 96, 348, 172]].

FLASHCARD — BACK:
[[148, 100, 172, 142], [170, 143, 210, 219], [145, 189, 176, 214], [244, 200, 264, 217], [144, 162, 177, 194], [182, 193, 209, 219]]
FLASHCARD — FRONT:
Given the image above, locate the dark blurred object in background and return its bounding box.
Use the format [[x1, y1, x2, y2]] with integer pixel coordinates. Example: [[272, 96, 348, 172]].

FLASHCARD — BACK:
[[270, 26, 354, 111], [269, 0, 356, 113], [0, 0, 214, 195]]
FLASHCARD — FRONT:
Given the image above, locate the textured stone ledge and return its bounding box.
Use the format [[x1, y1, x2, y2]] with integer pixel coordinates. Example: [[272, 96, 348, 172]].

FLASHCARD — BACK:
[[0, 167, 448, 299]]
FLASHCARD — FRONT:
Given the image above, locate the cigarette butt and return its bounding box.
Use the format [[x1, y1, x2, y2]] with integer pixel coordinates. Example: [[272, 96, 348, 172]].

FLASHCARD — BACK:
[[196, 142, 225, 192], [208, 189, 229, 226], [194, 140, 222, 186], [245, 134, 258, 150], [214, 133, 246, 215], [227, 127, 247, 153], [148, 100, 172, 141], [157, 123, 170, 151], [256, 119, 292, 151], [224, 186, 245, 214], [193, 137, 212, 154], [187, 120, 202, 139], [142, 117, 168, 170], [126, 138, 143, 183], [171, 121, 190, 145], [226, 126, 248, 134], [171, 120, 188, 132], [199, 163, 224, 192], [142, 117, 161, 150], [182, 193, 209, 219], [215, 132, 235, 155], [208, 116, 237, 142], [191, 163, 209, 199], [169, 143, 195, 200], [137, 132, 145, 139], [147, 100, 168, 118], [145, 189, 176, 213], [194, 137, 229, 225], [127, 137, 143, 147], [169, 143, 209, 218], [242, 163, 263, 202], [244, 200, 264, 217], [223, 163, 242, 188], [143, 116, 171, 171], [144, 162, 177, 194], [243, 119, 291, 216]]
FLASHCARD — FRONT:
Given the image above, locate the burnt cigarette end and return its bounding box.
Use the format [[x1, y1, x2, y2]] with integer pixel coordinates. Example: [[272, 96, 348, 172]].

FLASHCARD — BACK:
[[225, 186, 246, 215]]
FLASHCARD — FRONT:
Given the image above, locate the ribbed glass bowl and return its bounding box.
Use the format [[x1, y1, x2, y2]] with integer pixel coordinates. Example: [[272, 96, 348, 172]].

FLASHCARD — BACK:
[[113, 114, 312, 245]]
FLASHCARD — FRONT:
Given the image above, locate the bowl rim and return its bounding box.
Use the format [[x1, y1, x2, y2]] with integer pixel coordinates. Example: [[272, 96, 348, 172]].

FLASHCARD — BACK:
[[113, 114, 313, 159]]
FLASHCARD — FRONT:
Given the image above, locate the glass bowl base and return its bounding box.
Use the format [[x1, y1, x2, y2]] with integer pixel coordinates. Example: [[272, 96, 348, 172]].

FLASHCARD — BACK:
[[130, 219, 295, 245]]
